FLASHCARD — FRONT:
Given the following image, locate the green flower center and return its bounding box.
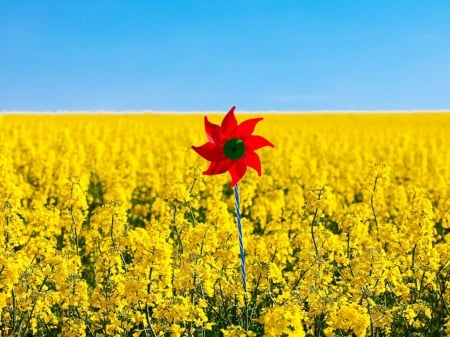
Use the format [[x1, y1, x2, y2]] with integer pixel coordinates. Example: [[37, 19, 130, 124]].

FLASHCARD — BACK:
[[223, 138, 245, 160]]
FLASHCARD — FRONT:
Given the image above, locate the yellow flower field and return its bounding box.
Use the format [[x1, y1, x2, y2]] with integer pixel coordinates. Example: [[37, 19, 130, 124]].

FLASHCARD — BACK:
[[1, 112, 450, 337]]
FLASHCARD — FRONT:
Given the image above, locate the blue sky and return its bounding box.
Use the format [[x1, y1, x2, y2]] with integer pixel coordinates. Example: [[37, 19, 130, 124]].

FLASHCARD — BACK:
[[1, 0, 450, 112]]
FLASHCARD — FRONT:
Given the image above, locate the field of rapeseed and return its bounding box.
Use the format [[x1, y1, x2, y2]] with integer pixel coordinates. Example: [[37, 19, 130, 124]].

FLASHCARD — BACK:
[[1, 112, 450, 337]]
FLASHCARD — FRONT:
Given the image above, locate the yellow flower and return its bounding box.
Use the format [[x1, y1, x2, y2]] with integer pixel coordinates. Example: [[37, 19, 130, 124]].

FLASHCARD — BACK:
[[327, 303, 370, 337], [169, 324, 185, 337], [1, 113, 449, 336]]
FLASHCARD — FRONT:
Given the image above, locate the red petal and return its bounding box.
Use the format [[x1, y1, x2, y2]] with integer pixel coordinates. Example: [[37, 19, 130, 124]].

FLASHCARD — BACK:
[[236, 117, 263, 138], [245, 150, 261, 176], [203, 160, 233, 175], [192, 143, 224, 161], [204, 116, 222, 144], [244, 135, 274, 151], [229, 159, 247, 187], [221, 106, 238, 137]]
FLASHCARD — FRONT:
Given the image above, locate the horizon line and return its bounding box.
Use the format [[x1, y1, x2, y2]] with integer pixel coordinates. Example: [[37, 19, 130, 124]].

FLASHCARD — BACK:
[[1, 109, 450, 115]]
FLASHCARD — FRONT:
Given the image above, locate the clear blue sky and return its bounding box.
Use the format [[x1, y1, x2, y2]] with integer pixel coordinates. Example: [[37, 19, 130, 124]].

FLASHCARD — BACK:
[[1, 0, 450, 111]]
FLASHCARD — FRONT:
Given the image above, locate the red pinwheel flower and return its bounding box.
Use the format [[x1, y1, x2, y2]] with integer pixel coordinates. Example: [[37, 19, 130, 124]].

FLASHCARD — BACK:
[[192, 106, 274, 186]]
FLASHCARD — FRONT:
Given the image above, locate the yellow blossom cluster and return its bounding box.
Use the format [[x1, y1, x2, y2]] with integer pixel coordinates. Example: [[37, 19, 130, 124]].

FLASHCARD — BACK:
[[1, 112, 450, 336]]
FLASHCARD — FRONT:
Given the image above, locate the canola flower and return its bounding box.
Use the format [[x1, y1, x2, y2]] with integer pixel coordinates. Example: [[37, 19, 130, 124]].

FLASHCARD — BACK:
[[0, 113, 450, 336]]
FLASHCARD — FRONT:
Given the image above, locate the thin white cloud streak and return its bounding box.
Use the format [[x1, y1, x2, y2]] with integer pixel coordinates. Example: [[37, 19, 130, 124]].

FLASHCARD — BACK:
[[2, 110, 450, 115]]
